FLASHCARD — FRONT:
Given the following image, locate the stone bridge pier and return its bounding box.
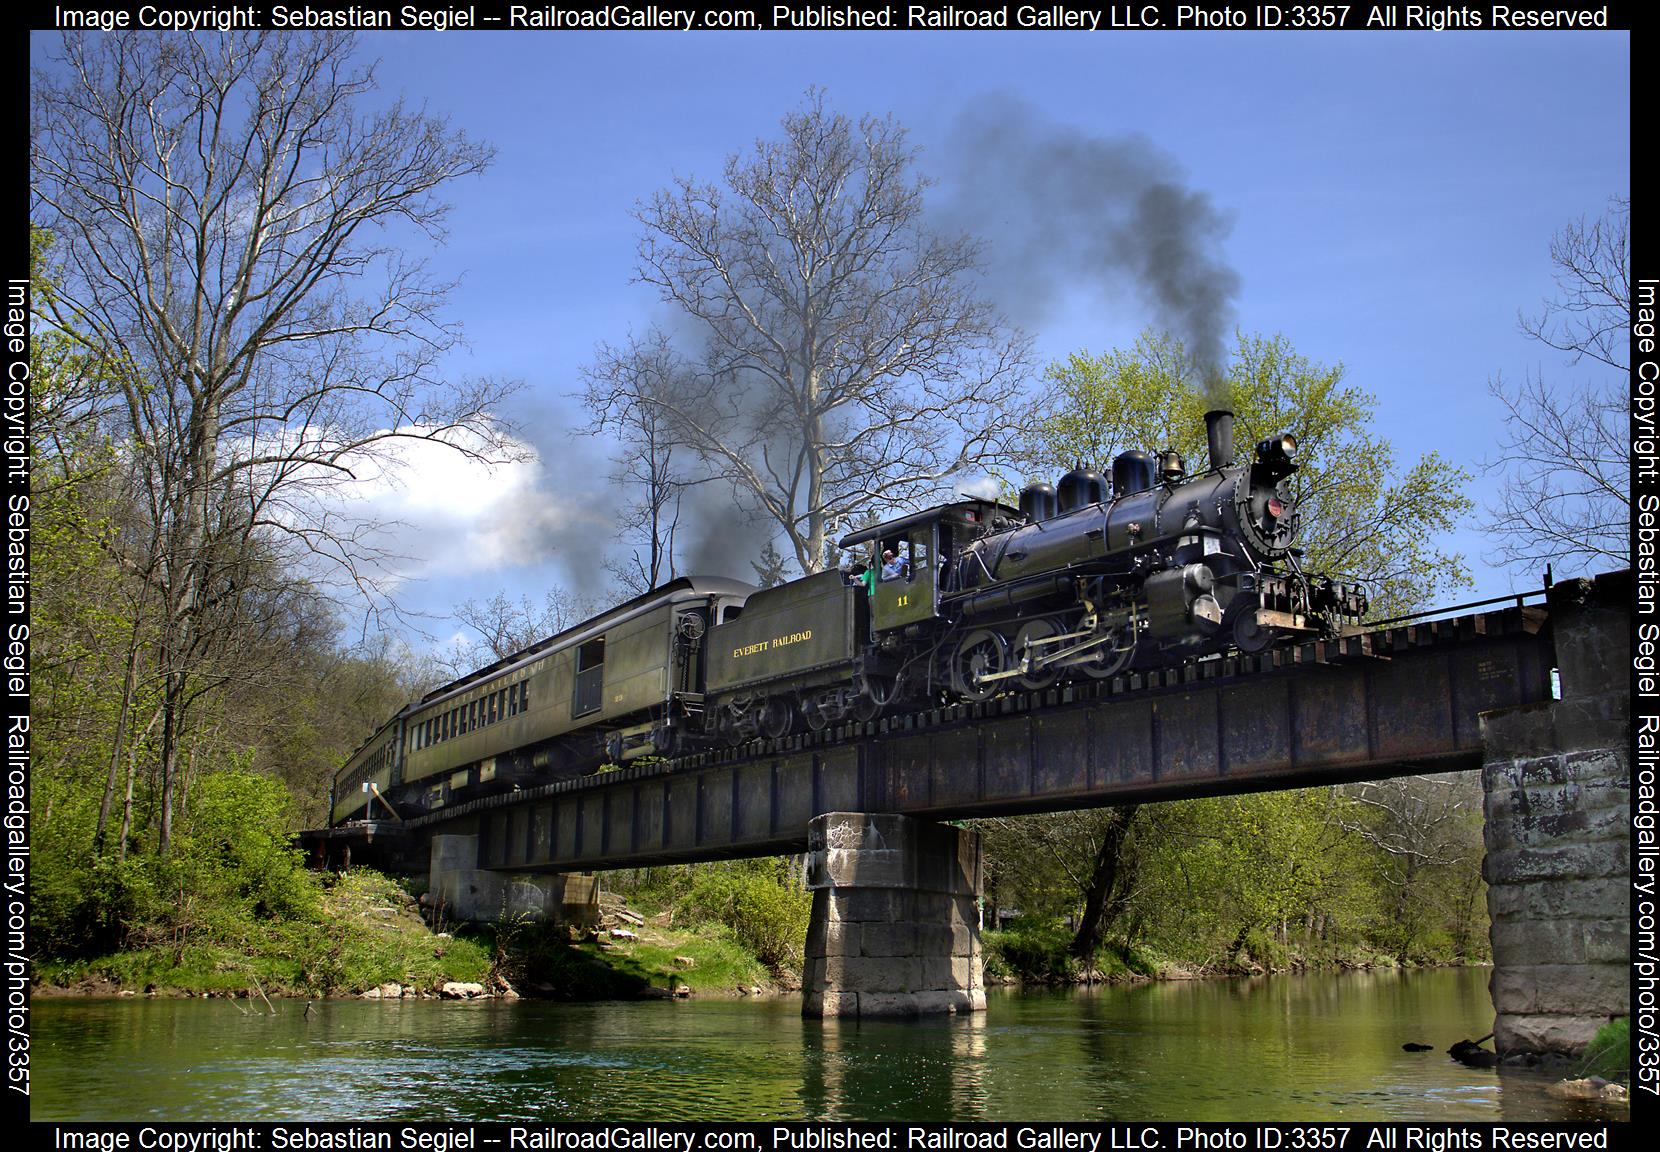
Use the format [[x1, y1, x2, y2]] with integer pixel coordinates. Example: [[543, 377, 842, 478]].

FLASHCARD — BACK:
[[1480, 572, 1630, 1061], [803, 812, 985, 1018]]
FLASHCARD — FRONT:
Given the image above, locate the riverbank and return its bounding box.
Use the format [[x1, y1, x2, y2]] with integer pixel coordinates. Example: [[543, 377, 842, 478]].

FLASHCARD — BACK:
[[34, 868, 798, 1002], [981, 917, 1486, 987], [38, 865, 1473, 1002]]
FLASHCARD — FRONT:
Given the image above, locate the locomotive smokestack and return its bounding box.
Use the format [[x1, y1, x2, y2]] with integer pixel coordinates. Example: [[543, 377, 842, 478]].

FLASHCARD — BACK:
[[1205, 409, 1235, 470]]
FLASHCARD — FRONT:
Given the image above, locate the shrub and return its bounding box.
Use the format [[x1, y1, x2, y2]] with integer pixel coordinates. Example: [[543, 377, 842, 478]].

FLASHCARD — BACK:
[[985, 917, 1078, 983], [684, 859, 811, 968]]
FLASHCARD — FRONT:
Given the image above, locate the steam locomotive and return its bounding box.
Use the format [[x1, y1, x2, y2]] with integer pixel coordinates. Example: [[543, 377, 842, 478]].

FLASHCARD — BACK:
[[330, 409, 1366, 825]]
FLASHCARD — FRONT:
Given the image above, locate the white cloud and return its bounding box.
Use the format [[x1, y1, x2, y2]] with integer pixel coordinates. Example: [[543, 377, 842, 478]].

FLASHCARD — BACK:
[[325, 426, 613, 583]]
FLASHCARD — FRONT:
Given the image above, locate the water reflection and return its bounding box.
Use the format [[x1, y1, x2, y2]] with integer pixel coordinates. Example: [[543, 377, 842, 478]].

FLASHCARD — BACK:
[[31, 971, 1624, 1123], [802, 1011, 990, 1120]]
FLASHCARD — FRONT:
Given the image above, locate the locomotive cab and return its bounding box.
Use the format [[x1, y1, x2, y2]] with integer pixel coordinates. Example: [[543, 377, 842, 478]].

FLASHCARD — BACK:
[[840, 499, 1020, 636]]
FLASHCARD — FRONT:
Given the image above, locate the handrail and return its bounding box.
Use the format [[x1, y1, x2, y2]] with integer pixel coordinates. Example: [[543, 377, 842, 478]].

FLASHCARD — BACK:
[[1364, 586, 1548, 629]]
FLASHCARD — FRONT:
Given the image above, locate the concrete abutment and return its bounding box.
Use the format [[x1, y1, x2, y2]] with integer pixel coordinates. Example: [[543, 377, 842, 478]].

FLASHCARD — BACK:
[[429, 833, 598, 925], [802, 811, 986, 1018]]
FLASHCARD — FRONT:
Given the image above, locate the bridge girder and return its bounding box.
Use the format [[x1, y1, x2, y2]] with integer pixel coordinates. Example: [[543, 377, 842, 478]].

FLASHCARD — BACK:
[[415, 605, 1554, 873]]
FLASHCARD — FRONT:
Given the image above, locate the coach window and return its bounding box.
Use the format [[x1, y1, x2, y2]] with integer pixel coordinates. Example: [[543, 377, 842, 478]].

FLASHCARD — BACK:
[[573, 638, 605, 717]]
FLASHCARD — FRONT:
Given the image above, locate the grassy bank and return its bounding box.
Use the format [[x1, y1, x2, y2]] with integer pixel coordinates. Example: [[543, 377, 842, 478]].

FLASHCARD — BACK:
[[36, 869, 493, 998], [35, 865, 800, 1002]]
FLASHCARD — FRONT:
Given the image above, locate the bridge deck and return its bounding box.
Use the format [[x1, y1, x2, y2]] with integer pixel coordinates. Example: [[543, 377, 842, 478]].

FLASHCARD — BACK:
[[393, 602, 1553, 873]]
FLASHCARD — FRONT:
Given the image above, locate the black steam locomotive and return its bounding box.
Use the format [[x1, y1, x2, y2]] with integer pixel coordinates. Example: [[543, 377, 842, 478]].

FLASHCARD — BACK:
[[331, 409, 1366, 824]]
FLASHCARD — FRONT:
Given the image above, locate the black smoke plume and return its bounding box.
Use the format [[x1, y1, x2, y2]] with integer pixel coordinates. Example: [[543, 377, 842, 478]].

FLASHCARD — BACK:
[[936, 96, 1241, 395]]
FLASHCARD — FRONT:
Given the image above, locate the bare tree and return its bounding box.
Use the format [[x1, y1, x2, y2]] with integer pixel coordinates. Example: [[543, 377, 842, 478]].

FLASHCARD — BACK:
[[588, 331, 691, 596], [1519, 196, 1629, 373], [32, 32, 516, 849], [582, 89, 1032, 576], [437, 588, 597, 678], [1485, 197, 1628, 574]]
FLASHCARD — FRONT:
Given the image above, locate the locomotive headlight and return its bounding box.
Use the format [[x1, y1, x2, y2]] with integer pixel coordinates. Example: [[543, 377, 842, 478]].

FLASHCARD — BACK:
[[1253, 433, 1298, 480], [1267, 497, 1285, 519], [1255, 433, 1297, 463]]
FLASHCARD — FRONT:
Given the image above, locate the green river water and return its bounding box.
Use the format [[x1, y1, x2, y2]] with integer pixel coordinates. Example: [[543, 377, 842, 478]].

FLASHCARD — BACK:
[[28, 969, 1623, 1122]]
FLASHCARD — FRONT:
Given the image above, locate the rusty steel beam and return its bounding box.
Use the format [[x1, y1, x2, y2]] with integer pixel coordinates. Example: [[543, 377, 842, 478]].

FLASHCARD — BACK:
[[424, 602, 1556, 874]]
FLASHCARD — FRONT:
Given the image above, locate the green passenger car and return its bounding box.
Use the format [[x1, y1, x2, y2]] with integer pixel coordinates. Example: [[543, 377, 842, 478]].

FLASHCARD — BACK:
[[329, 577, 750, 822]]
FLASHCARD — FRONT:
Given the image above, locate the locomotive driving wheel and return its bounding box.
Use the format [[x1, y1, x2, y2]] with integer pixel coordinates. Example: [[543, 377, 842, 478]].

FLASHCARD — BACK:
[[950, 629, 1007, 702], [1012, 618, 1062, 691], [1076, 622, 1136, 680]]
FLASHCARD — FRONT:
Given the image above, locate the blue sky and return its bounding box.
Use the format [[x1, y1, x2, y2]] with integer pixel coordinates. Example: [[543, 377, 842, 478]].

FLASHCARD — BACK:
[[44, 29, 1633, 646]]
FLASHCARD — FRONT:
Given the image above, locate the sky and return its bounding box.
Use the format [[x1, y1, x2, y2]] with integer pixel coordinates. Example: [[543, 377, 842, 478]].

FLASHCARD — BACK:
[[35, 28, 1633, 652]]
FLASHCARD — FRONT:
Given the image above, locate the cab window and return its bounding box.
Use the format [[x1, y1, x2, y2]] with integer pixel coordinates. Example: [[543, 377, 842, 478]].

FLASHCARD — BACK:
[[878, 537, 910, 582]]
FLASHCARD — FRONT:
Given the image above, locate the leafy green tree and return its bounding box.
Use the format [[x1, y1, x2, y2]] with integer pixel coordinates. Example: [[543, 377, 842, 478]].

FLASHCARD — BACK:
[[165, 770, 316, 933], [750, 542, 791, 589], [1122, 790, 1376, 969], [994, 331, 1478, 969], [1021, 329, 1474, 616]]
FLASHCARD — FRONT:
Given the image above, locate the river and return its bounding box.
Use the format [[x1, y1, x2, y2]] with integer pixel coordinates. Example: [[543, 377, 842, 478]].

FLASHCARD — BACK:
[[29, 969, 1621, 1122]]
